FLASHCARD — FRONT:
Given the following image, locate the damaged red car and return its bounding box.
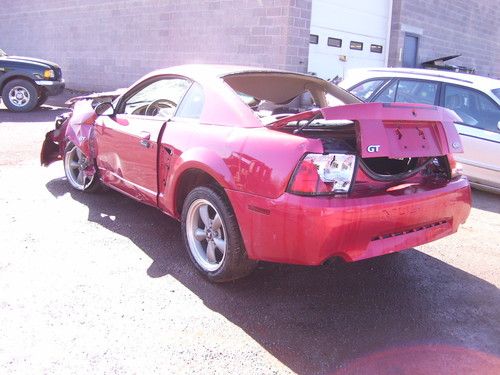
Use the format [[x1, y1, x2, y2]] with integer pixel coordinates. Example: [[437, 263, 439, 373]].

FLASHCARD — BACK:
[[41, 65, 471, 282]]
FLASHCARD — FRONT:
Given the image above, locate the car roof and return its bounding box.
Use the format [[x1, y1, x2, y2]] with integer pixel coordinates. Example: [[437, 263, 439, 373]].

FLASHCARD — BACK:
[[142, 63, 330, 86], [128, 64, 359, 128], [342, 67, 500, 91]]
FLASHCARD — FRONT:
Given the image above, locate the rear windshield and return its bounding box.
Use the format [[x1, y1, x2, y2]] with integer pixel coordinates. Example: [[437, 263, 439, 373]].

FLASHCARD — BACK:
[[493, 88, 500, 101]]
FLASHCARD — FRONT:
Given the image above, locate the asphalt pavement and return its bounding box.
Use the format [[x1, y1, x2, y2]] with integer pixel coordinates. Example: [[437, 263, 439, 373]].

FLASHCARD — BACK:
[[0, 95, 499, 374]]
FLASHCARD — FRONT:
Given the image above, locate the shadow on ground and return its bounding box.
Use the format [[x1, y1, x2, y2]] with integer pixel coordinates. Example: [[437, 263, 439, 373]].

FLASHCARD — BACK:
[[471, 188, 500, 214], [0, 104, 69, 123], [46, 177, 500, 374]]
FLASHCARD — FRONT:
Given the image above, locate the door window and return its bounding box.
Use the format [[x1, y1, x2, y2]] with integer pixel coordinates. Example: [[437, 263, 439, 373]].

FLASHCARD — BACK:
[[444, 85, 500, 132], [175, 82, 205, 119], [122, 78, 190, 118], [349, 79, 387, 101], [373, 79, 438, 105], [395, 80, 438, 104]]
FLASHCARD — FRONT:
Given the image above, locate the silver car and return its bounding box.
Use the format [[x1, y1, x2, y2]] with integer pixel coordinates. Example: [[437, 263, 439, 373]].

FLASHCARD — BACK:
[[339, 68, 500, 193]]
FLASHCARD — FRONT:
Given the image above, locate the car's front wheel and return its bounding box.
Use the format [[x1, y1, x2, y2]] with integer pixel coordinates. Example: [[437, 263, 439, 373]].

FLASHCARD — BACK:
[[1, 79, 38, 112], [63, 142, 100, 192], [181, 186, 257, 282]]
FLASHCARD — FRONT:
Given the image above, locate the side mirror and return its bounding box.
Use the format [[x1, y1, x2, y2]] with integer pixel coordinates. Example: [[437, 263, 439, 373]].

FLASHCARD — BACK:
[[94, 101, 115, 116]]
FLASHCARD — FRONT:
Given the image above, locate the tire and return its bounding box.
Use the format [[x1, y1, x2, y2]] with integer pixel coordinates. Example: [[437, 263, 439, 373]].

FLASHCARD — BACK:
[[63, 142, 100, 192], [1, 79, 38, 112], [181, 186, 257, 282], [36, 90, 48, 107]]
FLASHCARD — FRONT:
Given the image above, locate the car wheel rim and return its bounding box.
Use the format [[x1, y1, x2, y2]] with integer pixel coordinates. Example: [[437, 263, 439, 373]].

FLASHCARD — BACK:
[[64, 145, 94, 190], [186, 198, 227, 272], [8, 86, 30, 107]]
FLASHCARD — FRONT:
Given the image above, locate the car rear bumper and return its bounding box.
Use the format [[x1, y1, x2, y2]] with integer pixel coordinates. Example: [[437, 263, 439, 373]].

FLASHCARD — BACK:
[[35, 79, 65, 96], [226, 178, 471, 265]]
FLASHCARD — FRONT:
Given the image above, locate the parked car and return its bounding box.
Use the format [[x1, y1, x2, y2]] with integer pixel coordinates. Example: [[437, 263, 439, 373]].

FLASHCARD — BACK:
[[41, 65, 471, 282], [0, 48, 64, 112], [339, 68, 500, 193]]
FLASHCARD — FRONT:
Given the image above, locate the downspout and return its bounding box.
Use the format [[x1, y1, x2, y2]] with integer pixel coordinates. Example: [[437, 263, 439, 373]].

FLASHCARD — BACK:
[[385, 0, 394, 67]]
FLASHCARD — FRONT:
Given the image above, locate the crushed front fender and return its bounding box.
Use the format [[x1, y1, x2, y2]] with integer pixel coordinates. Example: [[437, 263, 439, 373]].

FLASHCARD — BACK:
[[40, 113, 70, 166]]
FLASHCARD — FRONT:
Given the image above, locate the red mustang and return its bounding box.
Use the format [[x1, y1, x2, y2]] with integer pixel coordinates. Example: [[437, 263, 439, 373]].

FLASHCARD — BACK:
[[41, 65, 471, 282]]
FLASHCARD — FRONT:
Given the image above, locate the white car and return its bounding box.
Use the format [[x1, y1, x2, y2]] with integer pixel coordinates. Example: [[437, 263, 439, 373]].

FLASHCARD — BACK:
[[339, 68, 500, 193]]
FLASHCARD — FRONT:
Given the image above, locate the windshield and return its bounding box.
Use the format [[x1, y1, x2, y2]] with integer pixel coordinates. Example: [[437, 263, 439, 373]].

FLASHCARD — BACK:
[[493, 88, 500, 101], [0, 49, 6, 57]]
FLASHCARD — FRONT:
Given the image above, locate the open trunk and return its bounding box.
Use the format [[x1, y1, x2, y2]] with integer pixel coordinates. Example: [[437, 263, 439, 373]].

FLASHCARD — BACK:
[[268, 102, 463, 186]]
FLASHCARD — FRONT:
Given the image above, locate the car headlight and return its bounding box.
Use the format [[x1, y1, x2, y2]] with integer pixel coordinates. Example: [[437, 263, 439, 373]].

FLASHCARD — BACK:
[[43, 69, 55, 79], [288, 153, 357, 195]]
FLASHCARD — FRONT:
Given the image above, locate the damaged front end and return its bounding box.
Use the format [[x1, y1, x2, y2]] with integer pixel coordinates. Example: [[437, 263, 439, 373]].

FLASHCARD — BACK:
[[40, 98, 98, 167]]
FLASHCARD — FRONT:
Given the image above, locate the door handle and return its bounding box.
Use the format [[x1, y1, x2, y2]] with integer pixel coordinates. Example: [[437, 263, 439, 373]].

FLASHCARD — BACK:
[[139, 131, 151, 148]]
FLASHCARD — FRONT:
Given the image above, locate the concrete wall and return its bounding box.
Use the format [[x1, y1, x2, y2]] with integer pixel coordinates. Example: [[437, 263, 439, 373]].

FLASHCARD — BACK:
[[0, 0, 312, 91], [389, 0, 500, 78]]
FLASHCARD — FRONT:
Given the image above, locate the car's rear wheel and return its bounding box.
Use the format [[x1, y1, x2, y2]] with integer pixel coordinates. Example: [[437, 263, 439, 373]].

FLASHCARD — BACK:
[[1, 79, 38, 112], [181, 186, 257, 282], [63, 142, 100, 192]]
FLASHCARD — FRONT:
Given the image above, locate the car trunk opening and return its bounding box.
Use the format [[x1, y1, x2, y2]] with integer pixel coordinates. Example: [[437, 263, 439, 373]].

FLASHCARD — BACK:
[[269, 103, 463, 187]]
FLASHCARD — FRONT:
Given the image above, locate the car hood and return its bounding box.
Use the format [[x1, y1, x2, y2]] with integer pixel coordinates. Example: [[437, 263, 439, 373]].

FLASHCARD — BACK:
[[0, 55, 60, 69]]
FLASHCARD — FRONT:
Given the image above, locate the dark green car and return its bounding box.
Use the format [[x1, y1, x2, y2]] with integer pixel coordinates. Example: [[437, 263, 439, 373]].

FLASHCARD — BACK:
[[0, 49, 65, 112]]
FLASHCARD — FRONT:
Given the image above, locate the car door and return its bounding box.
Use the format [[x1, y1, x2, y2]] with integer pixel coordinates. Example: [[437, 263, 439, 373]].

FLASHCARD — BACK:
[[94, 76, 191, 206], [441, 84, 500, 190]]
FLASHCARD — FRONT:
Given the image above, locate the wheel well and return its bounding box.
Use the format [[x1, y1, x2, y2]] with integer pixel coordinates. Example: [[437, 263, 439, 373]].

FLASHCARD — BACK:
[[0, 75, 39, 94], [175, 169, 222, 216]]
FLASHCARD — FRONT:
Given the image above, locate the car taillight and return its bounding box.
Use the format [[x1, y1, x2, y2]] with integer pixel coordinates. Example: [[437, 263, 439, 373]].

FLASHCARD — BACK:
[[288, 153, 356, 195], [447, 154, 463, 178]]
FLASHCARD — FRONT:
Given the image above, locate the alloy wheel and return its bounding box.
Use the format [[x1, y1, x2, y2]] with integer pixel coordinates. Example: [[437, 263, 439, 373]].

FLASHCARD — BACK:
[[185, 198, 227, 272]]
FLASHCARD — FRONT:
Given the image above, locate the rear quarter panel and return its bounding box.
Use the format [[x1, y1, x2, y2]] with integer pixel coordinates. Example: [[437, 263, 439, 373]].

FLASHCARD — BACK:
[[158, 119, 323, 216]]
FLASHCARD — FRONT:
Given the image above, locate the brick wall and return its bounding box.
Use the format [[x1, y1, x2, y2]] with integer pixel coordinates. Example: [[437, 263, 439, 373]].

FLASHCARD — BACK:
[[389, 0, 500, 78], [0, 0, 311, 91]]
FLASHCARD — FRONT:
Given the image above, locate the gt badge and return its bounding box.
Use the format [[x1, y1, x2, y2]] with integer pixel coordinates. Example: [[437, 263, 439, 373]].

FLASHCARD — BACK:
[[367, 145, 381, 153]]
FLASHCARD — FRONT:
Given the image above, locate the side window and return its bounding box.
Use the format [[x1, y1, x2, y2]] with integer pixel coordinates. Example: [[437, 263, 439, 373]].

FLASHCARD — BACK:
[[374, 80, 397, 103], [374, 79, 437, 105], [175, 82, 205, 119], [350, 79, 387, 101], [395, 79, 437, 104], [444, 85, 500, 132], [122, 78, 190, 118]]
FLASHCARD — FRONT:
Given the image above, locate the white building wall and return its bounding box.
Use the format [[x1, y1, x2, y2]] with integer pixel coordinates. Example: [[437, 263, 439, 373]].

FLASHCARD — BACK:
[[308, 0, 392, 80]]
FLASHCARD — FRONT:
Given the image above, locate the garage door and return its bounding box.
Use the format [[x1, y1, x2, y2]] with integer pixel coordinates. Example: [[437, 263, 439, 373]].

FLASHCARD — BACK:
[[308, 0, 392, 80]]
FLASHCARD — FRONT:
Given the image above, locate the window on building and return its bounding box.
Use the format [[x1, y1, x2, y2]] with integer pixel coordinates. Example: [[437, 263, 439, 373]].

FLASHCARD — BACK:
[[444, 84, 500, 132], [310, 34, 319, 44], [350, 41, 363, 50], [370, 44, 383, 53], [327, 37, 342, 48]]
